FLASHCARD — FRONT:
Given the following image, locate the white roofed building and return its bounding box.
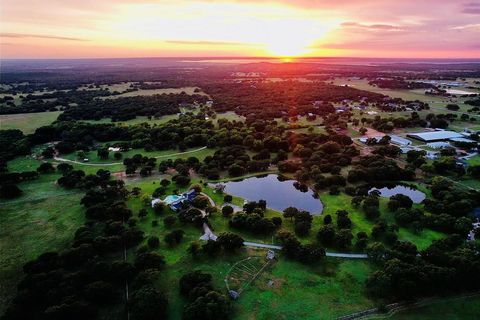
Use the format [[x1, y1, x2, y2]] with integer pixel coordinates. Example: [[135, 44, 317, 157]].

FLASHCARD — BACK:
[[389, 135, 412, 146], [427, 142, 452, 149], [359, 135, 412, 147], [407, 131, 464, 142]]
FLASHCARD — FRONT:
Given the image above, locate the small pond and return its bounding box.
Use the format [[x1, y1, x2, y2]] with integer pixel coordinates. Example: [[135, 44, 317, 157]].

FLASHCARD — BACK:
[[219, 174, 323, 215], [369, 185, 426, 203]]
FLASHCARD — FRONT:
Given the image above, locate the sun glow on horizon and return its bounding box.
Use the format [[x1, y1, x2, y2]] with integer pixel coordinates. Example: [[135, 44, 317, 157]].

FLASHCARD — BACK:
[[264, 35, 314, 58], [1, 1, 478, 59], [0, 1, 339, 59]]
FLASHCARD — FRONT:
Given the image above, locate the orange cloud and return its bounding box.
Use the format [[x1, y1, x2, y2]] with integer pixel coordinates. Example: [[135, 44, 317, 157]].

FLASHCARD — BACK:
[[1, 33, 88, 41]]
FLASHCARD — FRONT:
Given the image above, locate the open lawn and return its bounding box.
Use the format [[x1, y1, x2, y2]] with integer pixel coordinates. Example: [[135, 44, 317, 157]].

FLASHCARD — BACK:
[[332, 77, 479, 116], [319, 193, 444, 250], [332, 78, 446, 103], [6, 156, 44, 172], [158, 251, 375, 320], [0, 111, 61, 133], [369, 295, 480, 320], [77, 82, 134, 92], [0, 174, 84, 315], [215, 111, 246, 123], [238, 258, 375, 320], [459, 178, 480, 190], [467, 155, 480, 166], [82, 114, 180, 126], [5, 146, 215, 176], [56, 146, 215, 174], [101, 86, 209, 99]]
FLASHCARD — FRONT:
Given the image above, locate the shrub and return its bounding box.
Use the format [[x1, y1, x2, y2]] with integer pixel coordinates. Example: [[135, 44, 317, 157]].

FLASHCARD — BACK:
[[163, 216, 177, 228], [147, 236, 160, 248], [221, 205, 234, 217], [164, 230, 185, 247]]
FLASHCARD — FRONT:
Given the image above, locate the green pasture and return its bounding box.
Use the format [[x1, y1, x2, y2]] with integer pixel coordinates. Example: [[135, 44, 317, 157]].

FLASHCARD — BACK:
[[0, 111, 61, 134]]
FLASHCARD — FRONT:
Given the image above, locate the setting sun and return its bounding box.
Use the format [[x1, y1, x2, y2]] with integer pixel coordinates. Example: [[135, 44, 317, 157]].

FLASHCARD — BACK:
[[264, 36, 313, 57]]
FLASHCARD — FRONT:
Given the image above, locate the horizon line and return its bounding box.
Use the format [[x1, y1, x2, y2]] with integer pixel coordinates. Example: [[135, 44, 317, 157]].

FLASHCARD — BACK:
[[1, 56, 480, 62]]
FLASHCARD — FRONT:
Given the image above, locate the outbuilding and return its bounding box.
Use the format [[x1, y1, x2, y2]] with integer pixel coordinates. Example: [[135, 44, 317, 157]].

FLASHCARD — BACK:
[[389, 135, 412, 146], [407, 130, 464, 142]]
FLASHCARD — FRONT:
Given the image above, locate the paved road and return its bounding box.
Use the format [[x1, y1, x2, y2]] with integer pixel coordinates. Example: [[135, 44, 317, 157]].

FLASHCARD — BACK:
[[200, 222, 218, 241], [53, 157, 123, 166], [53, 146, 207, 166], [243, 242, 282, 250], [326, 252, 368, 259], [242, 241, 368, 259]]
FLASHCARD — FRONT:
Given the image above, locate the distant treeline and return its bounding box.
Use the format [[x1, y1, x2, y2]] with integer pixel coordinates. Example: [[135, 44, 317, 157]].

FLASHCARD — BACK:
[[58, 93, 209, 121], [368, 78, 435, 90], [202, 81, 386, 119]]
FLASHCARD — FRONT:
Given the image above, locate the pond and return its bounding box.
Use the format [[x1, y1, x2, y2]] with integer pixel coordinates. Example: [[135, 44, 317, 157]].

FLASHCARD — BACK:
[[219, 174, 323, 214], [369, 185, 426, 203]]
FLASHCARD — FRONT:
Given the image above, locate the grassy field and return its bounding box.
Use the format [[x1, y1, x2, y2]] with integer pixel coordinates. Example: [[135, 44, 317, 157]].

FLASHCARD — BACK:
[[318, 193, 444, 250], [56, 146, 215, 174], [332, 77, 479, 116], [0, 111, 61, 133], [82, 111, 241, 127], [215, 111, 246, 123], [368, 295, 480, 320], [60, 146, 213, 162], [161, 253, 376, 320], [106, 86, 208, 99], [238, 258, 375, 320], [82, 114, 180, 126], [0, 147, 215, 314], [6, 156, 44, 172], [467, 155, 480, 166], [0, 174, 84, 315], [6, 146, 216, 176], [77, 82, 134, 92]]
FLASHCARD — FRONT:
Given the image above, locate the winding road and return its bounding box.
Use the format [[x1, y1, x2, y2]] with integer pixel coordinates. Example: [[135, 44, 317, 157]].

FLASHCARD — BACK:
[[53, 146, 207, 166], [242, 241, 368, 259]]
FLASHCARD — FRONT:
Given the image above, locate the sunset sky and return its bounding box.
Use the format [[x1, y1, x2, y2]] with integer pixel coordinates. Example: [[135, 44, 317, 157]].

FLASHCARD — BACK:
[[1, 0, 479, 59]]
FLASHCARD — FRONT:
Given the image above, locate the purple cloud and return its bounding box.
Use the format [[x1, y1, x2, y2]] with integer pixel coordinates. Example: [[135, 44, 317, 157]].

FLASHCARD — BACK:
[[462, 2, 480, 14], [341, 22, 404, 32]]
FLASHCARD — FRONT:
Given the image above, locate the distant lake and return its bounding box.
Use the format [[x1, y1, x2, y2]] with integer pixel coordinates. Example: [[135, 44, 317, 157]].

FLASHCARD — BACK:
[[219, 174, 323, 215], [446, 89, 476, 95], [369, 185, 426, 203]]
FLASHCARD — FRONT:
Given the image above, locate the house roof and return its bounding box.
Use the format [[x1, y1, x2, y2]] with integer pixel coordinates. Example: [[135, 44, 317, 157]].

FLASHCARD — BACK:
[[450, 137, 477, 143], [389, 135, 412, 145], [359, 135, 411, 146]]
